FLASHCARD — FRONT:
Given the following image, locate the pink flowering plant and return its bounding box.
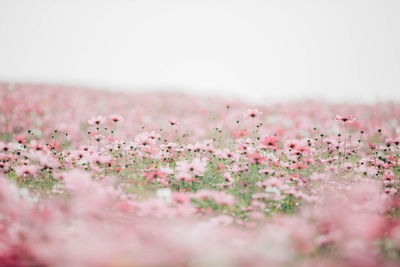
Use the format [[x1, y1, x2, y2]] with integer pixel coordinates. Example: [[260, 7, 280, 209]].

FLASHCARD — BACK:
[[1, 82, 400, 266]]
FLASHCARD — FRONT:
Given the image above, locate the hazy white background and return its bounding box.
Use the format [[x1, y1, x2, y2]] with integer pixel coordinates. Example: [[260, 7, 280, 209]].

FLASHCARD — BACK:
[[0, 0, 399, 102]]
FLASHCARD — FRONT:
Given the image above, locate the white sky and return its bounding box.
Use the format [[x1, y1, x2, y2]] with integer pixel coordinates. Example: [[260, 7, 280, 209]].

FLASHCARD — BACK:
[[0, 0, 399, 102]]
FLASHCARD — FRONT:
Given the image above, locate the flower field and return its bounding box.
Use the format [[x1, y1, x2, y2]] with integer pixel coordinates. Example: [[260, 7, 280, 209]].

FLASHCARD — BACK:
[[1, 82, 400, 266]]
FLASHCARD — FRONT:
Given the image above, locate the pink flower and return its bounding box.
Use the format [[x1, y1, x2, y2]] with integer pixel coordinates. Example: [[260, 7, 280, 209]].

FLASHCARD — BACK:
[[0, 142, 12, 152], [30, 140, 45, 151], [335, 115, 356, 125], [48, 141, 60, 150], [168, 119, 178, 126], [109, 114, 124, 123], [233, 129, 250, 138], [261, 136, 280, 149], [92, 134, 104, 142], [385, 137, 393, 147], [369, 143, 376, 150], [134, 132, 156, 146], [248, 152, 267, 164], [244, 108, 263, 118], [176, 158, 207, 178], [143, 171, 168, 182], [88, 115, 106, 125], [393, 136, 400, 146], [13, 134, 26, 145], [14, 165, 39, 177], [285, 139, 298, 150]]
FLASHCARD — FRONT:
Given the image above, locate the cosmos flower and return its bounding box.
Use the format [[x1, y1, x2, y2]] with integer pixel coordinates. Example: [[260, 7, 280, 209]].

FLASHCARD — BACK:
[[261, 135, 280, 149], [335, 115, 356, 125], [88, 115, 106, 125], [284, 139, 298, 150], [168, 119, 178, 126], [176, 158, 207, 177], [233, 129, 250, 138], [248, 152, 267, 164], [14, 165, 39, 177], [144, 170, 168, 182], [109, 114, 124, 123], [13, 134, 26, 145], [244, 108, 263, 118]]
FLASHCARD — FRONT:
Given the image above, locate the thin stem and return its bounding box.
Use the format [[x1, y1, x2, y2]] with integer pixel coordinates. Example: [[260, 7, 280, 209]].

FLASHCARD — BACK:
[[344, 125, 347, 161], [252, 118, 255, 146], [375, 130, 381, 166], [221, 108, 228, 132]]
